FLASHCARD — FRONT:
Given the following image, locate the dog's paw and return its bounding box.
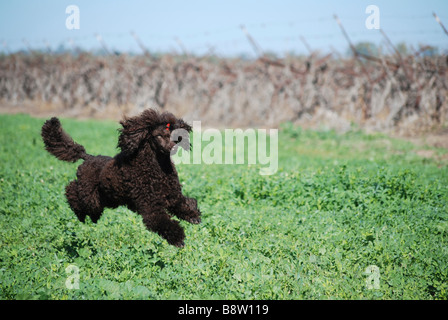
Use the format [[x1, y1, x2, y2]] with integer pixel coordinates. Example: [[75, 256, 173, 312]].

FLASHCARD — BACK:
[[173, 240, 185, 248], [187, 216, 201, 224]]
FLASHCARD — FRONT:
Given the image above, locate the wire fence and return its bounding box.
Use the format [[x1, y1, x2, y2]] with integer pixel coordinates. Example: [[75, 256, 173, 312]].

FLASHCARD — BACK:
[[2, 13, 447, 57]]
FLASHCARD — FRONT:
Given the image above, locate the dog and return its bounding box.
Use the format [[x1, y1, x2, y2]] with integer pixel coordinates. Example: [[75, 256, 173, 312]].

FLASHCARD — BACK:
[[41, 109, 201, 247]]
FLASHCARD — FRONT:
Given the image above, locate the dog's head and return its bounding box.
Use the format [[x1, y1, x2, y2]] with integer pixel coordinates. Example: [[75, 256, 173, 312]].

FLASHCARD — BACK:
[[117, 109, 192, 158]]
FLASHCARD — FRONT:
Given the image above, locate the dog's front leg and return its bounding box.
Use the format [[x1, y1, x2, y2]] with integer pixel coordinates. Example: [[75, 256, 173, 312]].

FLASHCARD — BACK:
[[168, 197, 201, 224], [141, 209, 186, 247]]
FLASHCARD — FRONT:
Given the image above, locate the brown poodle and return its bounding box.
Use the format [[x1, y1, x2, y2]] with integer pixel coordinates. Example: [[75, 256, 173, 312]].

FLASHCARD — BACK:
[[41, 109, 201, 247]]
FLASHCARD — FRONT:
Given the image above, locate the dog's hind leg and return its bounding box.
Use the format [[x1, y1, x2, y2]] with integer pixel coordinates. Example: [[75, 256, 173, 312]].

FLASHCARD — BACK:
[[65, 180, 87, 223], [65, 179, 104, 223]]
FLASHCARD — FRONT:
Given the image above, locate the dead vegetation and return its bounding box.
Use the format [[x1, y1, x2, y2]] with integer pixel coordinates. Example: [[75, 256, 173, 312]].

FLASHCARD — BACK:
[[0, 49, 447, 136]]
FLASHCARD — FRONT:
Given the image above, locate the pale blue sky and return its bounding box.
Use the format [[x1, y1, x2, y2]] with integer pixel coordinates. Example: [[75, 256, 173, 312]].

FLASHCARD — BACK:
[[0, 0, 447, 56]]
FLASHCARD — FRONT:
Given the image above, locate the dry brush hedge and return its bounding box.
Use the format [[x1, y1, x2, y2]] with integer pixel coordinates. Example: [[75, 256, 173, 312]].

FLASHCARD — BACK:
[[0, 52, 447, 132]]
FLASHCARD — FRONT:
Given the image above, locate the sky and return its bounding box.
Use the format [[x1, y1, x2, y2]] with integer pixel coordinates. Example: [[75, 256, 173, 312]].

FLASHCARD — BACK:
[[0, 0, 447, 57]]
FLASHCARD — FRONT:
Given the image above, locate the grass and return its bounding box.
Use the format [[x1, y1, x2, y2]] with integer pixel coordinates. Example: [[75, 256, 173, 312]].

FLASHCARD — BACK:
[[0, 113, 447, 300]]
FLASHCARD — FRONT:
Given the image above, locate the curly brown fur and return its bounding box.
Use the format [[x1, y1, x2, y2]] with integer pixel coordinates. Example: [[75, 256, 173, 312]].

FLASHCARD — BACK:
[[41, 117, 89, 162], [41, 109, 200, 247]]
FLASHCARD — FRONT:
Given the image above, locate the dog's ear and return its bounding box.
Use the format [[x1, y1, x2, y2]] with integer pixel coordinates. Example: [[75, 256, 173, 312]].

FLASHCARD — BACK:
[[117, 124, 148, 158], [117, 109, 161, 157]]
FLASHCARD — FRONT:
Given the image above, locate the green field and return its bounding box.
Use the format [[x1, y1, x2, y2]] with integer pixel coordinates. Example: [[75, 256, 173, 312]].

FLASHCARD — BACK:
[[0, 113, 447, 299]]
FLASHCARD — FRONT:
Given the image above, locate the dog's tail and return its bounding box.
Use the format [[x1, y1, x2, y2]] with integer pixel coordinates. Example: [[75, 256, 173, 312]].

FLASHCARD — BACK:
[[41, 117, 90, 162]]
